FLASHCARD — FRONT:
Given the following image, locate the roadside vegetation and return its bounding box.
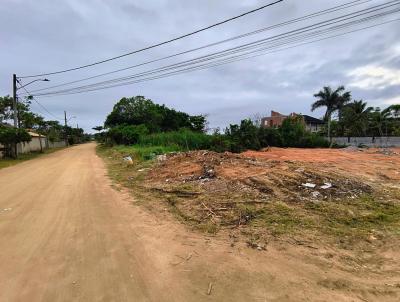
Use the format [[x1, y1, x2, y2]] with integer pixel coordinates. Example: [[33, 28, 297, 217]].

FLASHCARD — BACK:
[[0, 95, 90, 158], [312, 86, 400, 139], [96, 88, 400, 249], [94, 95, 332, 154]]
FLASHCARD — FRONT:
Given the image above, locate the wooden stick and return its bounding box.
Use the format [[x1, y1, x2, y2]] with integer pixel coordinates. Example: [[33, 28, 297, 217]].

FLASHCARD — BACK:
[[207, 282, 213, 295]]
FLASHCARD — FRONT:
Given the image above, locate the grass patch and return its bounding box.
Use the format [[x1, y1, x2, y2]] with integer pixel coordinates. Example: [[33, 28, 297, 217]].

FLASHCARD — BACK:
[[0, 147, 65, 170], [110, 144, 181, 161], [138, 129, 213, 151], [303, 195, 400, 242]]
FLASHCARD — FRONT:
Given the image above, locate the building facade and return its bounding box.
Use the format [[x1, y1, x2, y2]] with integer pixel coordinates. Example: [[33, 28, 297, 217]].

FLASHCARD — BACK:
[[261, 111, 324, 133]]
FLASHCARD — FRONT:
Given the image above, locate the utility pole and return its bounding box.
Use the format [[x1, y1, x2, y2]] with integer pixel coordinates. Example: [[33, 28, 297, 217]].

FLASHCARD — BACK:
[[12, 74, 18, 128], [64, 110, 68, 146]]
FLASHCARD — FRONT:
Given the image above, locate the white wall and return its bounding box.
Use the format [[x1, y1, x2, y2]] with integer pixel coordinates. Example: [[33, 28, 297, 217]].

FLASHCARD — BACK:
[[18, 137, 47, 153], [331, 137, 400, 147], [0, 138, 66, 158]]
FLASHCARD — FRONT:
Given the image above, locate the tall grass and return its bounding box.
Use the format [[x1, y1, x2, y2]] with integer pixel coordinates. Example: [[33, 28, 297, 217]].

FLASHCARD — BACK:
[[112, 145, 181, 161], [138, 129, 213, 151]]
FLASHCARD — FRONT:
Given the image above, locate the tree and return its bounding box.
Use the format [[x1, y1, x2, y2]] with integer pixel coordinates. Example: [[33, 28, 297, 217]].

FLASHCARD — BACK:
[[0, 96, 14, 123], [341, 100, 373, 137], [104, 96, 206, 133], [0, 126, 31, 158], [107, 125, 149, 145], [225, 119, 261, 152], [384, 104, 400, 118], [311, 86, 351, 141], [369, 107, 389, 137], [280, 115, 306, 147], [92, 126, 103, 132]]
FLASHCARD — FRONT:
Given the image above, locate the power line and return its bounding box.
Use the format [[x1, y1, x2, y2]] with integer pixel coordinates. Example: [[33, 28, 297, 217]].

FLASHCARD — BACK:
[[19, 0, 284, 79], [33, 18, 400, 97], [17, 82, 63, 121], [29, 1, 400, 97], [27, 0, 373, 93], [30, 1, 400, 96]]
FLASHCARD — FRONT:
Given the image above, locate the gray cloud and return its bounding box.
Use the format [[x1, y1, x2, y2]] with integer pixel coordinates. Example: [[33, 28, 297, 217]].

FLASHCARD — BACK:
[[1, 0, 399, 132]]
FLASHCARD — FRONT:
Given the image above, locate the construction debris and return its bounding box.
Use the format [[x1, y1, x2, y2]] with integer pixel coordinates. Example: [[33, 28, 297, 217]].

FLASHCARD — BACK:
[[320, 182, 332, 189], [302, 183, 316, 188], [207, 282, 213, 295], [142, 150, 373, 234], [123, 156, 133, 165]]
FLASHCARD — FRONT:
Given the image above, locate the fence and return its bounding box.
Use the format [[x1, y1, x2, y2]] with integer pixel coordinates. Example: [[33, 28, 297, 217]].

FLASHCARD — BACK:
[[330, 137, 400, 147], [0, 138, 66, 158]]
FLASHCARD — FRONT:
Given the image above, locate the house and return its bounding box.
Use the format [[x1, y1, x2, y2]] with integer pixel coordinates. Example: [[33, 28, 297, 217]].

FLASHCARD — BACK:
[[261, 111, 288, 128], [261, 111, 324, 133], [301, 115, 325, 133]]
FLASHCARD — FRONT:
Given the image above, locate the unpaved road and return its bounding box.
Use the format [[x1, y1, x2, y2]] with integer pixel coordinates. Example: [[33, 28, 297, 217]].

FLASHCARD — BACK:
[[0, 143, 398, 302]]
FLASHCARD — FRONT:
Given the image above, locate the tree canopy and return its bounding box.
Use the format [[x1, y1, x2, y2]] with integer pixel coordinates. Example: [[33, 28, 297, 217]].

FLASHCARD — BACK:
[[104, 96, 206, 133]]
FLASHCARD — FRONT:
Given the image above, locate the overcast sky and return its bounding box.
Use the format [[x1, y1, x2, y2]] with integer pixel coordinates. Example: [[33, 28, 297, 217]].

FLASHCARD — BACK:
[[1, 0, 399, 132]]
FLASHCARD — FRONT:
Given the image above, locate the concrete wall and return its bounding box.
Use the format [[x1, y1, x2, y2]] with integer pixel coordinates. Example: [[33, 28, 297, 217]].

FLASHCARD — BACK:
[[18, 137, 47, 154], [331, 137, 400, 147], [48, 140, 67, 149], [0, 139, 66, 158]]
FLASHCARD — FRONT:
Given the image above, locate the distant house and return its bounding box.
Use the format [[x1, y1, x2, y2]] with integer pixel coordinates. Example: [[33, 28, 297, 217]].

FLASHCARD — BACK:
[[301, 115, 325, 133], [261, 111, 324, 133]]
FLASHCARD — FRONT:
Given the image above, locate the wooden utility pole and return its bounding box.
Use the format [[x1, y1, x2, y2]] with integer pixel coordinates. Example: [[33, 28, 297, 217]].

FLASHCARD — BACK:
[[12, 74, 19, 158], [64, 110, 68, 146], [12, 74, 18, 128]]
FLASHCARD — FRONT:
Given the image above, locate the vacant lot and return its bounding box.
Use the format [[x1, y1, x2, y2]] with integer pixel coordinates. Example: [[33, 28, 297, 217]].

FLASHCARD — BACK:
[[98, 145, 400, 301], [101, 146, 400, 243]]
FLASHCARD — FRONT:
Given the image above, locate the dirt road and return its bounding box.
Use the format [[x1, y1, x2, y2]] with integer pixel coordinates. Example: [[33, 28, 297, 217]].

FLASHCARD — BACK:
[[0, 143, 398, 302]]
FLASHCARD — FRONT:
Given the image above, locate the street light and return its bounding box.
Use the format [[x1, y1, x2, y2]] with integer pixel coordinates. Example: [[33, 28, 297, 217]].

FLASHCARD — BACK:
[[16, 78, 50, 90], [12, 74, 50, 128]]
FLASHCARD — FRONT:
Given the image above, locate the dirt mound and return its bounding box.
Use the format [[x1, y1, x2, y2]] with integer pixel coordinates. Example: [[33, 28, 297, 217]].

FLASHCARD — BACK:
[[144, 151, 373, 234], [147, 150, 371, 201]]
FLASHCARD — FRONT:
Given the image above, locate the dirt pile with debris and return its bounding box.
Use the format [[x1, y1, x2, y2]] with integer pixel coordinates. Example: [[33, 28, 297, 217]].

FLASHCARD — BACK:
[[143, 150, 376, 236], [147, 150, 372, 200]]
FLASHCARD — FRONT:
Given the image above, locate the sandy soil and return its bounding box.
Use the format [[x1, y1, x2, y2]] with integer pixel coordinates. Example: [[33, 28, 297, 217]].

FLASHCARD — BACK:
[[243, 147, 400, 184], [0, 143, 399, 301]]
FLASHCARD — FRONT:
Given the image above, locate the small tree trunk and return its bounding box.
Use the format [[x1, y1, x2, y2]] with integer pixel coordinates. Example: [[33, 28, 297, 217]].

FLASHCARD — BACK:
[[39, 134, 43, 153], [327, 114, 331, 142]]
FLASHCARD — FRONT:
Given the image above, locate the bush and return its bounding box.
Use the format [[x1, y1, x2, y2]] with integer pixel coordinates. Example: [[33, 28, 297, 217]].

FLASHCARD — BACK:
[[298, 133, 330, 148], [139, 129, 212, 150], [225, 119, 261, 152], [107, 124, 149, 145], [258, 127, 283, 147], [280, 116, 306, 147]]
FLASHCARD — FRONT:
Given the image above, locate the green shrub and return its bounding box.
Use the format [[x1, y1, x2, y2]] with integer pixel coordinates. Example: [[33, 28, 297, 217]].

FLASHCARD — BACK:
[[298, 133, 330, 148], [139, 129, 212, 150], [258, 127, 283, 147], [280, 116, 306, 147], [225, 119, 261, 152], [107, 124, 149, 145]]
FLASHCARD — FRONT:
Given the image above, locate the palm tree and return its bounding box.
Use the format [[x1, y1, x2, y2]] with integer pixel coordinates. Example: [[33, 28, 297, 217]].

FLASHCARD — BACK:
[[342, 100, 373, 136], [369, 107, 390, 137], [311, 86, 351, 141], [383, 104, 400, 118]]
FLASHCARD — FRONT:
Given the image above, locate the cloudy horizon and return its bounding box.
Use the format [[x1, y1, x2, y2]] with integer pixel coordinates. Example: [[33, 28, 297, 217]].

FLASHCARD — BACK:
[[1, 0, 399, 132]]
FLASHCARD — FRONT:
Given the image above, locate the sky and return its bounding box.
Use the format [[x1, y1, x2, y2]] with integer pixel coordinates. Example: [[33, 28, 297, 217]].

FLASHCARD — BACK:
[[1, 0, 399, 132]]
